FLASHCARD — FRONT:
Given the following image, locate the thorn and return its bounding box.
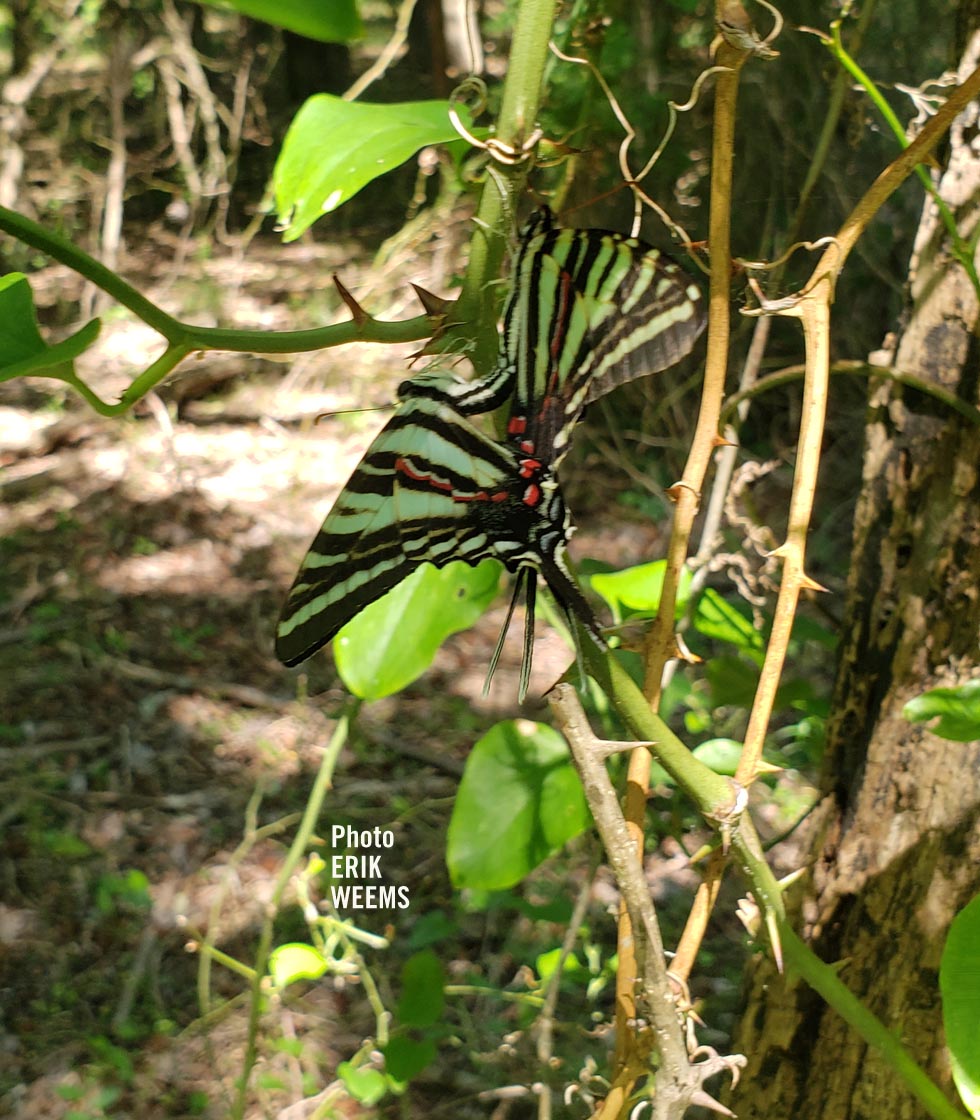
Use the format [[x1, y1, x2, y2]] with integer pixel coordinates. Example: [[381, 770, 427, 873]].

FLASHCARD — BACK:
[[767, 543, 791, 560], [406, 341, 440, 363], [712, 433, 737, 449], [690, 1088, 737, 1116], [333, 274, 371, 326], [764, 908, 784, 973], [411, 283, 452, 318], [666, 481, 700, 504], [777, 866, 808, 891], [689, 841, 714, 865], [754, 759, 784, 775], [593, 739, 656, 758], [800, 573, 829, 593]]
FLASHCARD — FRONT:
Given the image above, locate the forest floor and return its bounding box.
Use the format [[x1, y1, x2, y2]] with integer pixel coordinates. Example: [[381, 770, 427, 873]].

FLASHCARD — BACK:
[[1, 216, 771, 1119]]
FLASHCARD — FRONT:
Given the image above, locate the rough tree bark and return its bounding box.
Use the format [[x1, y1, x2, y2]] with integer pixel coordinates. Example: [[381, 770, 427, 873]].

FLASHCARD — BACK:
[[730, 27, 980, 1120]]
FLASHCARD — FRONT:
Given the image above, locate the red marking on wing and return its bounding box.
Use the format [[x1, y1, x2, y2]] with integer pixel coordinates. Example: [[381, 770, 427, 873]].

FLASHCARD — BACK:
[[396, 456, 455, 493], [522, 483, 541, 508], [546, 270, 574, 396], [396, 455, 511, 506]]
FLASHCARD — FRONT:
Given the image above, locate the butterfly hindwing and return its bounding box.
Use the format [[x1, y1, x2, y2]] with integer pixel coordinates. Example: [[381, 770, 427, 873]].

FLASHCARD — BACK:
[[275, 397, 544, 668], [502, 211, 706, 463]]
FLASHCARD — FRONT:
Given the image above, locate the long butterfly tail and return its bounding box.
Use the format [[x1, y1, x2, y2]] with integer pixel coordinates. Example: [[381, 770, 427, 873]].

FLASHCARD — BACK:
[[483, 568, 526, 698], [520, 574, 536, 703]]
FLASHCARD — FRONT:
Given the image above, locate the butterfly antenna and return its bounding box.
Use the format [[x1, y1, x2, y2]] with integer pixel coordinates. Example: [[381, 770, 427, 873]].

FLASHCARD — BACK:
[[483, 570, 525, 698]]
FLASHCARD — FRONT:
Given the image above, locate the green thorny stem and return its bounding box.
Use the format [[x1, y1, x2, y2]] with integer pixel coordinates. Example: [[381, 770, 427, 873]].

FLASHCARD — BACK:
[[0, 0, 560, 413], [0, 206, 435, 416], [450, 0, 560, 375]]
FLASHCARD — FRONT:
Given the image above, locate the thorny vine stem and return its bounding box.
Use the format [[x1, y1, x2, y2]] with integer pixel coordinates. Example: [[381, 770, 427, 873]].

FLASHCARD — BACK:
[[550, 686, 733, 1120], [734, 59, 980, 788], [608, 18, 751, 1086]]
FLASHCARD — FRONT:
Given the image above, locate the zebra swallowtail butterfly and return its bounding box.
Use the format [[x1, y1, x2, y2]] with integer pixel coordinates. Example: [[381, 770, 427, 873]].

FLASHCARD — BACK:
[[276, 210, 704, 696], [274, 393, 599, 697]]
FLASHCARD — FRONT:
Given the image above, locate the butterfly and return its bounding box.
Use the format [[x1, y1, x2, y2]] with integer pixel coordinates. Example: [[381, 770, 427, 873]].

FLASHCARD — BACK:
[[277, 210, 704, 696]]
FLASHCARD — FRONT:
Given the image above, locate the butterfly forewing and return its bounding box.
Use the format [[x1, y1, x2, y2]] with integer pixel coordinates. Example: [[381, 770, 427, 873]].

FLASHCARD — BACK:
[[502, 213, 706, 455]]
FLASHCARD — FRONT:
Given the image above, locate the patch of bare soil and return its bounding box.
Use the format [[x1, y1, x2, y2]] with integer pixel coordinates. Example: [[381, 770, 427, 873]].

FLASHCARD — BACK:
[[1, 222, 670, 1118]]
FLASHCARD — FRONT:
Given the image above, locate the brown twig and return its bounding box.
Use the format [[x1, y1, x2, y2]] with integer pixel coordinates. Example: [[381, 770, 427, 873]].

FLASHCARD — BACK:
[[610, 19, 752, 1084], [550, 685, 746, 1119]]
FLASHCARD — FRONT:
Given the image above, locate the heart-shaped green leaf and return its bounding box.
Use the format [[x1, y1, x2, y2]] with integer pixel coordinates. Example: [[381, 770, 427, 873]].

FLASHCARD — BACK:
[[447, 721, 590, 890]]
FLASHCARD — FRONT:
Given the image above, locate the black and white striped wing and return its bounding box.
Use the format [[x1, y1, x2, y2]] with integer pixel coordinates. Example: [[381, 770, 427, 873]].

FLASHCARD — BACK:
[[398, 209, 705, 465], [502, 210, 706, 460], [274, 396, 567, 669], [275, 398, 506, 667]]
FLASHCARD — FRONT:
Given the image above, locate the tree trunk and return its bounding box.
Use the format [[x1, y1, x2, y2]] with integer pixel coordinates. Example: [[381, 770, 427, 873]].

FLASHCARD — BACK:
[[730, 30, 980, 1120]]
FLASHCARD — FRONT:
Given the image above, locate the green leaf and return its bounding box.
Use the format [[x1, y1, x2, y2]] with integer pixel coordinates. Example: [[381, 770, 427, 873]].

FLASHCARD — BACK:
[[0, 273, 101, 381], [396, 950, 445, 1028], [334, 560, 501, 700], [337, 1061, 387, 1106], [692, 738, 743, 776], [590, 560, 692, 623], [447, 721, 590, 890], [693, 589, 764, 656], [941, 893, 980, 1117], [195, 0, 361, 42], [268, 943, 328, 988], [274, 96, 472, 240], [382, 1035, 437, 1082], [536, 948, 582, 983], [903, 681, 980, 742], [407, 909, 457, 950]]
